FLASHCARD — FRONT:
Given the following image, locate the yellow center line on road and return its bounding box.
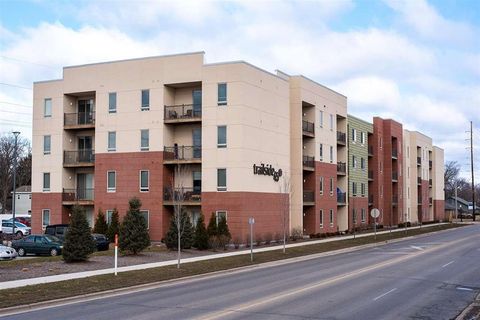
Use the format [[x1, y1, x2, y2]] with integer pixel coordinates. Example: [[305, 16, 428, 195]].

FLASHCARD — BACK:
[[195, 233, 480, 320]]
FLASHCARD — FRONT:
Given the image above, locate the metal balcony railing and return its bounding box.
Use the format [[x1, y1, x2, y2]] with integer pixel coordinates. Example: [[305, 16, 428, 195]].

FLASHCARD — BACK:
[[164, 104, 201, 121], [64, 150, 95, 165], [302, 120, 314, 135], [337, 131, 346, 145], [163, 187, 201, 203], [303, 155, 315, 169], [337, 192, 346, 204], [164, 146, 201, 161], [62, 188, 94, 201], [64, 112, 95, 126], [303, 190, 314, 203], [337, 162, 346, 174]]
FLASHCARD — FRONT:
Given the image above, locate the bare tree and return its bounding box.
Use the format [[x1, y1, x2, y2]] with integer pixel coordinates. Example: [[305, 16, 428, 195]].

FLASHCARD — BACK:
[[280, 175, 292, 254], [444, 161, 460, 199]]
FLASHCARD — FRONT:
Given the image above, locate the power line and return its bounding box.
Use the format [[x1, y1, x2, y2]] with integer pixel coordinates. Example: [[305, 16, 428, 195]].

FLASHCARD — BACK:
[[0, 118, 31, 124], [0, 101, 33, 108], [0, 82, 32, 90], [0, 109, 32, 116], [0, 55, 60, 70]]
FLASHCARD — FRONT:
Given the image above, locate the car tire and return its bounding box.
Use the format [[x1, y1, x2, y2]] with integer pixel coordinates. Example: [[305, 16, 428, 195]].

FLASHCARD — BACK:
[[50, 248, 58, 256], [17, 248, 26, 257]]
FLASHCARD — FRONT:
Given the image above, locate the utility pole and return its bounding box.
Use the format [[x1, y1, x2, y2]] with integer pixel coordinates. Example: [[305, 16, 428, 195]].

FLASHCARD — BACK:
[[11, 131, 20, 238], [470, 121, 476, 222]]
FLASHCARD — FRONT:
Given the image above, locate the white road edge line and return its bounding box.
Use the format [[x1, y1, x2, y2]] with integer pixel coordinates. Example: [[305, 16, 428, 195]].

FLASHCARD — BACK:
[[373, 288, 397, 301], [441, 260, 455, 268], [410, 245, 424, 251], [456, 287, 473, 291]]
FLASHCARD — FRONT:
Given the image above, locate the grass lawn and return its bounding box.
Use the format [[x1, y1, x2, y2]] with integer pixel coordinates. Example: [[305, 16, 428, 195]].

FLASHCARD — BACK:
[[0, 223, 463, 309]]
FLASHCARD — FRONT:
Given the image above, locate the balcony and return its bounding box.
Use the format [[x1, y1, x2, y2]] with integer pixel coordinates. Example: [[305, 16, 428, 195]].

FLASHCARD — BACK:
[[164, 104, 201, 124], [417, 177, 422, 185], [368, 145, 373, 157], [429, 179, 432, 188], [337, 192, 346, 206], [163, 187, 201, 205], [303, 190, 315, 206], [429, 197, 433, 206], [417, 157, 421, 166], [64, 112, 95, 130], [63, 150, 95, 167], [392, 149, 398, 159], [337, 131, 346, 146], [302, 120, 315, 137], [368, 170, 374, 181], [368, 194, 374, 206], [392, 171, 398, 182], [62, 188, 94, 205], [392, 195, 398, 206], [303, 155, 315, 171], [337, 162, 346, 175], [164, 146, 202, 164]]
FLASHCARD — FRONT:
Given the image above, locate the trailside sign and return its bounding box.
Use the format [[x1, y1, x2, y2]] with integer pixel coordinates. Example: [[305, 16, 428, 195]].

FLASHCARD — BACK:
[[253, 163, 283, 182]]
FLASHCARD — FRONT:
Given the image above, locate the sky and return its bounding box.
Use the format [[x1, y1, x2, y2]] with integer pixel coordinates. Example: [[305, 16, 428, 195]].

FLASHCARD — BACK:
[[0, 0, 479, 180]]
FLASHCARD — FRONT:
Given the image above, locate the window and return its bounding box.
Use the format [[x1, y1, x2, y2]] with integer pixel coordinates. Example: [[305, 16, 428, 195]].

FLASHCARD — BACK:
[[191, 211, 200, 228], [319, 143, 323, 160], [329, 178, 334, 195], [329, 114, 334, 131], [329, 146, 333, 163], [360, 131, 365, 144], [141, 89, 150, 111], [218, 83, 227, 106], [42, 209, 50, 229], [352, 208, 357, 224], [352, 128, 356, 142], [380, 137, 383, 149], [108, 131, 116, 151], [361, 183, 365, 196], [319, 111, 323, 127], [141, 129, 149, 151], [107, 171, 116, 192], [361, 208, 366, 222], [319, 177, 324, 195], [361, 157, 365, 170], [329, 209, 334, 226], [44, 98, 52, 117], [106, 210, 113, 225], [215, 211, 227, 225], [140, 170, 149, 192], [86, 210, 93, 228], [217, 126, 227, 148], [217, 168, 226, 191], [109, 92, 117, 113], [352, 155, 357, 169], [140, 210, 149, 229], [352, 182, 357, 195], [319, 209, 324, 227], [43, 135, 51, 155], [43, 173, 50, 191]]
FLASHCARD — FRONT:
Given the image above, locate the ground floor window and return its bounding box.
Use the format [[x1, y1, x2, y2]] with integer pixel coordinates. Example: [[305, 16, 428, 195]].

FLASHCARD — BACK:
[[361, 208, 366, 222], [329, 209, 334, 227], [319, 209, 324, 227], [215, 211, 227, 226], [42, 209, 50, 229], [106, 210, 113, 225], [140, 210, 149, 229]]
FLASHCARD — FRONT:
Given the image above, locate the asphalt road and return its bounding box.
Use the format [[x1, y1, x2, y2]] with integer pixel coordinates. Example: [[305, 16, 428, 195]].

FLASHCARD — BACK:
[[4, 224, 480, 320]]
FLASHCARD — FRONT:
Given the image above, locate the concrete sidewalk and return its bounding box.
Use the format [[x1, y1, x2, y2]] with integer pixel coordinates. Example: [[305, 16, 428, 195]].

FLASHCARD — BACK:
[[0, 223, 451, 290]]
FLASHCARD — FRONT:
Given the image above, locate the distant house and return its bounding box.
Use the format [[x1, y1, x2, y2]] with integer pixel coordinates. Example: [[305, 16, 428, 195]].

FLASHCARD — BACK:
[[445, 196, 480, 216], [10, 186, 32, 216]]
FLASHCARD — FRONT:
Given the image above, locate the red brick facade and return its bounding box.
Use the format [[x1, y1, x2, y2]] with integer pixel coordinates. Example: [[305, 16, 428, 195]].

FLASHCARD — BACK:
[[434, 200, 445, 221], [31, 193, 68, 234], [348, 196, 369, 230]]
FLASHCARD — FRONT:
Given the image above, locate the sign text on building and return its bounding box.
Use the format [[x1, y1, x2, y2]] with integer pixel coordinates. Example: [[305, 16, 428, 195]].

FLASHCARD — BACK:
[[253, 163, 283, 182]]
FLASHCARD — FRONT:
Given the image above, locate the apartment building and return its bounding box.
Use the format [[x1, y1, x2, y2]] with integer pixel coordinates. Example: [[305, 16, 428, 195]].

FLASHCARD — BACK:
[[347, 116, 372, 230]]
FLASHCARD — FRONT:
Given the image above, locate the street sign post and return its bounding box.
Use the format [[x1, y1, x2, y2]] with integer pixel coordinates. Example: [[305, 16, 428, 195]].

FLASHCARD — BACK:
[[248, 217, 255, 262], [370, 209, 380, 241]]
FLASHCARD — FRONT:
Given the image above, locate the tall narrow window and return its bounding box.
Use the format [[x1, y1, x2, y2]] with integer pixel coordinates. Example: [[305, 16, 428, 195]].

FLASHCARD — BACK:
[[44, 98, 52, 117], [106, 210, 113, 225], [319, 143, 323, 160], [329, 114, 334, 131], [43, 173, 50, 191], [352, 128, 356, 142], [42, 209, 50, 228], [329, 209, 334, 226], [107, 171, 116, 192], [361, 209, 366, 222], [108, 131, 116, 151], [319, 111, 323, 127], [43, 135, 51, 155], [141, 89, 150, 111], [140, 210, 149, 229], [319, 177, 324, 195], [141, 129, 149, 151], [361, 157, 365, 170], [329, 146, 333, 163], [218, 83, 227, 106], [361, 131, 365, 144], [140, 170, 149, 192], [217, 168, 227, 191], [352, 155, 357, 169], [319, 209, 324, 227], [352, 182, 357, 195], [352, 208, 357, 224], [109, 92, 117, 113], [329, 178, 334, 195], [361, 183, 365, 196], [216, 211, 227, 225], [217, 126, 227, 148]]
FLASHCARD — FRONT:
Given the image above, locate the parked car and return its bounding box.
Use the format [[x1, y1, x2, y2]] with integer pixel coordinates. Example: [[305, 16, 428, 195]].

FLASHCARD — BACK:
[[0, 244, 17, 260], [4, 217, 31, 227], [45, 224, 69, 240], [1, 221, 31, 237], [12, 235, 63, 257], [92, 233, 109, 251]]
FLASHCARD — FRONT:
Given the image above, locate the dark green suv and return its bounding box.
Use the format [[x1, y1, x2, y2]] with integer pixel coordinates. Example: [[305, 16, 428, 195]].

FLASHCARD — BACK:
[[12, 235, 63, 256]]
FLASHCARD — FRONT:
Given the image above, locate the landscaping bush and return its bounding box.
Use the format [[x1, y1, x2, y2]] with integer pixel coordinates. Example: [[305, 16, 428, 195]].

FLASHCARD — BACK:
[[62, 205, 96, 263], [106, 208, 120, 243], [119, 198, 150, 255], [254, 233, 263, 247], [217, 215, 231, 250], [207, 213, 219, 250], [290, 227, 303, 241], [264, 232, 272, 245], [93, 209, 108, 235], [165, 210, 194, 250], [193, 213, 209, 250]]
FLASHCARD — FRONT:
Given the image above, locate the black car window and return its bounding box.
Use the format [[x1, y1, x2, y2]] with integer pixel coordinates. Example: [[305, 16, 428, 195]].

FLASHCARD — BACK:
[[44, 235, 60, 243], [45, 227, 55, 235], [35, 236, 44, 244], [57, 227, 65, 235], [24, 235, 35, 242]]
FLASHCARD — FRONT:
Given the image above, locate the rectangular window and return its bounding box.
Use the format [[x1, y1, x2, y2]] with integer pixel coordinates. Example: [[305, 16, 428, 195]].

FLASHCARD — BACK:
[[329, 114, 334, 131], [141, 129, 149, 151], [352, 128, 356, 142], [141, 89, 150, 111], [42, 209, 50, 229], [361, 183, 365, 196], [215, 211, 227, 225], [319, 177, 324, 195], [109, 92, 117, 113], [43, 173, 50, 191], [319, 111, 323, 127], [361, 209, 366, 222], [218, 83, 227, 106], [44, 98, 52, 117], [330, 178, 334, 195], [361, 157, 365, 170], [140, 210, 149, 229], [352, 208, 357, 224], [319, 209, 324, 227], [107, 171, 116, 192], [319, 143, 323, 160], [108, 131, 116, 151], [352, 155, 357, 169], [352, 182, 357, 195], [329, 146, 333, 163], [361, 131, 365, 144], [329, 209, 334, 226], [43, 135, 51, 155], [217, 168, 227, 191], [217, 126, 227, 148], [106, 210, 113, 225], [140, 170, 149, 192]]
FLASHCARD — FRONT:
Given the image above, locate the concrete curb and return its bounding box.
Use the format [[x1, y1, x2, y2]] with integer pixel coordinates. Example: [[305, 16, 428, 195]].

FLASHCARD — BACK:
[[0, 222, 457, 291], [456, 293, 480, 320]]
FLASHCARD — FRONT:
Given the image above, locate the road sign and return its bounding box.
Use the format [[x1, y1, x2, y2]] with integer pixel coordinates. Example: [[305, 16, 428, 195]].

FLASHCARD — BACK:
[[370, 208, 380, 218], [249, 217, 255, 225]]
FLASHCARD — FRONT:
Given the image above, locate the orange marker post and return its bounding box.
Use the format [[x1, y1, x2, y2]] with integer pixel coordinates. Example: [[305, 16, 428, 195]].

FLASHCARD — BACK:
[[114, 234, 118, 276]]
